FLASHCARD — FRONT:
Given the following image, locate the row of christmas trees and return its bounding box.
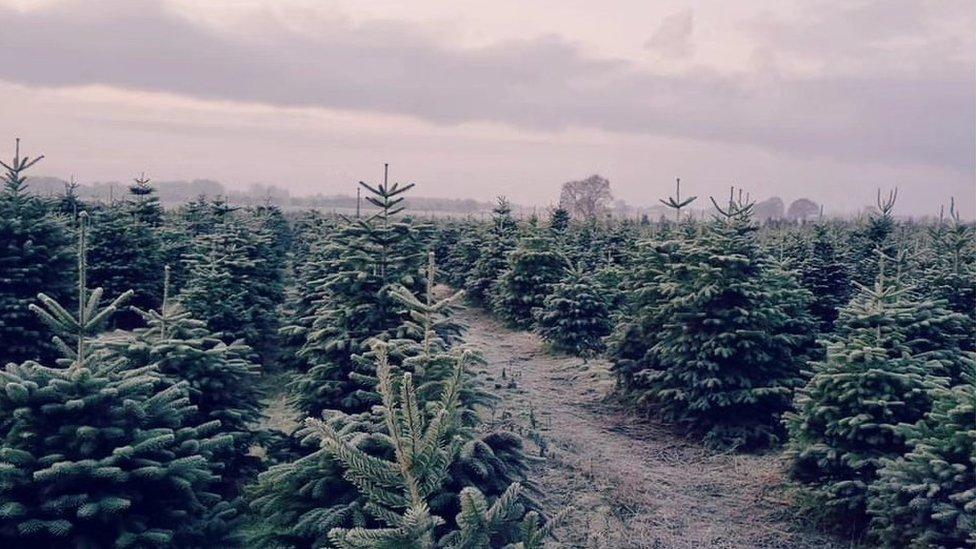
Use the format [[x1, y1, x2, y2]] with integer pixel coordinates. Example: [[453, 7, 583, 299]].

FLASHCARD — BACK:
[[430, 184, 974, 546], [0, 145, 550, 547]]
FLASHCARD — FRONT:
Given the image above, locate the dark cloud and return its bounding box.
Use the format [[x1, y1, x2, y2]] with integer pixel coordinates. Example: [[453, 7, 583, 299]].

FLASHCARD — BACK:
[[0, 0, 971, 173]]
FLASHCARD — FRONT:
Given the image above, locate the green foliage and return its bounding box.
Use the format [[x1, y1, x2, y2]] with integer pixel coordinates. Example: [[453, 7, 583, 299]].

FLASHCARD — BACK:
[[633, 206, 816, 448], [866, 361, 975, 548], [289, 177, 427, 417], [921, 200, 976, 321], [793, 225, 853, 330], [0, 222, 233, 547], [87, 202, 165, 329], [535, 265, 611, 356], [785, 269, 938, 533], [127, 174, 163, 227], [849, 189, 899, 286], [0, 140, 74, 365], [491, 237, 567, 329], [307, 344, 542, 549], [605, 237, 682, 391], [547, 207, 570, 234], [180, 209, 285, 359], [466, 198, 518, 304], [99, 269, 265, 493], [247, 259, 537, 548]]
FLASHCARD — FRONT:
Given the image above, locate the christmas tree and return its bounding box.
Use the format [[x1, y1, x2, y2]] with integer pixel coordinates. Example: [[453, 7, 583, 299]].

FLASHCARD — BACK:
[[547, 207, 570, 235], [921, 198, 976, 321], [637, 191, 815, 448], [180, 210, 285, 360], [127, 173, 163, 227], [99, 266, 265, 494], [290, 170, 428, 417], [867, 357, 975, 548], [491, 236, 567, 329], [87, 201, 165, 329], [535, 264, 611, 356], [466, 197, 518, 304], [849, 189, 900, 286], [785, 260, 937, 533], [0, 139, 75, 365], [306, 344, 544, 548], [0, 213, 233, 547], [795, 224, 853, 331], [605, 237, 683, 391], [247, 257, 537, 548]]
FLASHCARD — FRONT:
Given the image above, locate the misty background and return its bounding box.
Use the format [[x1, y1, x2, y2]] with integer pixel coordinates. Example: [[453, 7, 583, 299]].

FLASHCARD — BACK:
[[0, 0, 972, 217]]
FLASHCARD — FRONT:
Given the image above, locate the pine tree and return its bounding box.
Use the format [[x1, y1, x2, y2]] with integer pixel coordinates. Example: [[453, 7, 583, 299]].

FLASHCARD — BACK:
[[99, 266, 265, 494], [535, 265, 611, 356], [247, 258, 537, 548], [127, 173, 163, 227], [867, 358, 975, 548], [637, 192, 815, 448], [491, 237, 567, 329], [0, 139, 75, 365], [850, 189, 899, 286], [87, 202, 164, 329], [922, 198, 976, 321], [0, 213, 233, 547], [290, 172, 427, 417], [466, 197, 518, 304], [180, 210, 284, 359], [785, 263, 937, 533], [547, 207, 570, 235], [306, 344, 544, 548], [795, 224, 853, 331]]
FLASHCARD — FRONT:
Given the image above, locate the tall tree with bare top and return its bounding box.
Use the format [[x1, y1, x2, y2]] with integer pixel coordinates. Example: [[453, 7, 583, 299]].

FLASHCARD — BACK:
[[0, 139, 74, 365]]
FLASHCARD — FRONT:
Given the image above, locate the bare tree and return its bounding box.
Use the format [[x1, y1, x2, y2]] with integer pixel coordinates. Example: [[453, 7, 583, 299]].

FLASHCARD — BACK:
[[558, 174, 613, 220], [786, 198, 821, 221]]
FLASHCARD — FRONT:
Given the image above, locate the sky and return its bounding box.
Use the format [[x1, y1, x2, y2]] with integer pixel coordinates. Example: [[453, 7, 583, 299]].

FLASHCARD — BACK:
[[0, 0, 972, 215]]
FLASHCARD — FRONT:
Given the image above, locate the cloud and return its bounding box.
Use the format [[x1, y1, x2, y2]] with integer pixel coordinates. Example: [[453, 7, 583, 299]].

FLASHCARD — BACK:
[[644, 9, 694, 59], [0, 0, 971, 173]]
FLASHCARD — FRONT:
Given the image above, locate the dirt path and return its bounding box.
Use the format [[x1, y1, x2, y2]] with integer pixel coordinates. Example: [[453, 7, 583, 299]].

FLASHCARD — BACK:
[[460, 306, 842, 549]]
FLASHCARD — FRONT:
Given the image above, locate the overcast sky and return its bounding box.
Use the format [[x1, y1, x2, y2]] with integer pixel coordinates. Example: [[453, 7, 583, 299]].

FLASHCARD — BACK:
[[0, 0, 972, 215]]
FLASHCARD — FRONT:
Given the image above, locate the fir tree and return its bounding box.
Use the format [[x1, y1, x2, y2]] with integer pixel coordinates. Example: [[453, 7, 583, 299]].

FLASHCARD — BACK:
[[247, 259, 536, 548], [55, 178, 84, 220], [127, 173, 163, 227], [0, 213, 233, 547], [306, 344, 545, 548], [922, 198, 976, 321], [785, 263, 937, 533], [850, 189, 899, 286], [87, 202, 164, 329], [180, 211, 284, 359], [547, 207, 570, 235], [605, 237, 682, 391], [99, 266, 265, 494], [0, 139, 74, 365], [637, 191, 815, 448], [290, 172, 427, 417], [491, 237, 567, 329], [867, 359, 975, 548], [535, 265, 611, 357], [466, 197, 518, 304], [442, 223, 482, 289], [796, 224, 853, 331]]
